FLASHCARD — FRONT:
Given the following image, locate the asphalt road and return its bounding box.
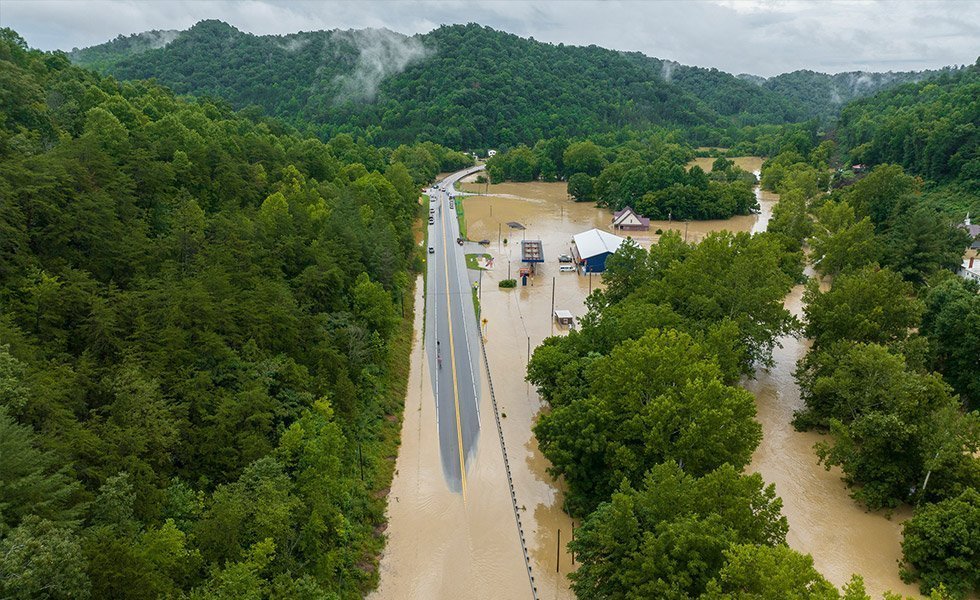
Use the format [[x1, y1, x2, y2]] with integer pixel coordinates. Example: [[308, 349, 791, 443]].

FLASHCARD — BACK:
[[426, 165, 486, 496]]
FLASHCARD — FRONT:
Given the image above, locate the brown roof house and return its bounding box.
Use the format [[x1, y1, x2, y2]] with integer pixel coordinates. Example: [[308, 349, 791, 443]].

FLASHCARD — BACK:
[[611, 206, 650, 231]]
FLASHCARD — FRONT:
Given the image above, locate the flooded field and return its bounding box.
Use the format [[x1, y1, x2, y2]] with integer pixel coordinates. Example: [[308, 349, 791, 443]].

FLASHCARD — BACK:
[[379, 161, 923, 599], [688, 155, 765, 174]]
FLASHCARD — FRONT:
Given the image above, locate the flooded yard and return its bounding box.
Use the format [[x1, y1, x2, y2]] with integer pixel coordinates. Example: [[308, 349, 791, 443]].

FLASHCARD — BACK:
[[377, 161, 922, 599]]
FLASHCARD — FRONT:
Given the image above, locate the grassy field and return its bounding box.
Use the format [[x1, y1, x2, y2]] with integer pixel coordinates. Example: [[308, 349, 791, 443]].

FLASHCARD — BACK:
[[455, 197, 466, 238], [465, 253, 491, 270]]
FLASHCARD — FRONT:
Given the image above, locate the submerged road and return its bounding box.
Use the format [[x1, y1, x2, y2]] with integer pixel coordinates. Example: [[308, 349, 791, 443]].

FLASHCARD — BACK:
[[426, 165, 486, 496]]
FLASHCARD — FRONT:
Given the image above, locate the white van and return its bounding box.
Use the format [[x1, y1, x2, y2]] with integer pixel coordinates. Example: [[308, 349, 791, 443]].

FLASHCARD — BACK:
[[559, 265, 576, 273]]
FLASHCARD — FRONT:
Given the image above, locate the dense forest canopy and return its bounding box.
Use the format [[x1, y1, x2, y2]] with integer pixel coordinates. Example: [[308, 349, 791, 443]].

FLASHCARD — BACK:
[[745, 68, 956, 123], [836, 61, 980, 218], [69, 20, 956, 150], [0, 27, 460, 599]]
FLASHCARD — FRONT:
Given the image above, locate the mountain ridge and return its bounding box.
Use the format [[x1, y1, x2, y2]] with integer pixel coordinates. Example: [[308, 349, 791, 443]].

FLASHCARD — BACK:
[[69, 20, 960, 148]]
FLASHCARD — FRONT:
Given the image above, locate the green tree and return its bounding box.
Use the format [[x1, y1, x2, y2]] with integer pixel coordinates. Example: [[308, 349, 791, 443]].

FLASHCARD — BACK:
[[803, 266, 923, 350], [921, 275, 980, 408], [0, 516, 91, 600], [900, 488, 980, 599], [809, 200, 880, 276], [535, 329, 762, 515], [563, 140, 607, 177], [702, 544, 840, 600], [567, 172, 594, 202], [569, 462, 787, 599], [0, 404, 82, 531]]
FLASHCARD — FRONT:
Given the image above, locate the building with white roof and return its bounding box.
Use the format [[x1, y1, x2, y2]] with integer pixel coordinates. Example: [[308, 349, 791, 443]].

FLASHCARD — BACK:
[[571, 228, 627, 273]]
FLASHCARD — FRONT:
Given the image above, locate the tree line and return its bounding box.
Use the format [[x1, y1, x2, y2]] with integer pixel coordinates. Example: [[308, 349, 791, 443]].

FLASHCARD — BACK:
[[486, 135, 761, 221]]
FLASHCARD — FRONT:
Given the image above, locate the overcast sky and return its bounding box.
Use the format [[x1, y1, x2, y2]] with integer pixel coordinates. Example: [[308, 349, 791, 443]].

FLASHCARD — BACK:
[[3, 0, 978, 76]]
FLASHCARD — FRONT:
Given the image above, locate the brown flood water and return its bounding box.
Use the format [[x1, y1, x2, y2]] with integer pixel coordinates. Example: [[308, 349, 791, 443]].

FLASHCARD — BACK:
[[379, 161, 922, 599], [372, 275, 530, 599]]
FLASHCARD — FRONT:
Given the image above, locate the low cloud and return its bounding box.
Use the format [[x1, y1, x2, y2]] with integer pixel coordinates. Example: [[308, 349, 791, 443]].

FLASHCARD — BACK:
[[3, 0, 978, 77], [331, 28, 431, 103]]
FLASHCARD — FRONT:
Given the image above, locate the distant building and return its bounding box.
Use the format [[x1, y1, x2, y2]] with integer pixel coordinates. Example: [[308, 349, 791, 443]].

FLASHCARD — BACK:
[[960, 214, 980, 250], [487, 149, 497, 157], [852, 164, 867, 172], [960, 257, 980, 283], [611, 206, 651, 231], [571, 228, 627, 273]]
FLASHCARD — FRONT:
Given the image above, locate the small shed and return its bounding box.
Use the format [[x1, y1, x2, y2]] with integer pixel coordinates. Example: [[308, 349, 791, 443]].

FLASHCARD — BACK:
[[554, 310, 575, 327], [571, 228, 627, 273]]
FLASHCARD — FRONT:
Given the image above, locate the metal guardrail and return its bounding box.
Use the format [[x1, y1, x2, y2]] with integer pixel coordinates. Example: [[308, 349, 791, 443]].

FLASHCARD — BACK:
[[477, 326, 539, 600]]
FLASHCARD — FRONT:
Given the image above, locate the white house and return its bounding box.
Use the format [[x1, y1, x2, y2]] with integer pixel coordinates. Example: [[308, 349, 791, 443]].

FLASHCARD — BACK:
[[612, 206, 651, 231]]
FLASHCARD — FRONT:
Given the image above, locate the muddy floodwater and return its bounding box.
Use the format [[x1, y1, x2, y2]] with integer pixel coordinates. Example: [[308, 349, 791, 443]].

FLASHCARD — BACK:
[[744, 277, 921, 598], [378, 161, 923, 599]]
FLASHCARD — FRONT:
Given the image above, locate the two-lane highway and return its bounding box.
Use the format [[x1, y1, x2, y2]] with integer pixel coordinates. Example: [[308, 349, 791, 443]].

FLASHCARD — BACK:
[[426, 166, 485, 496]]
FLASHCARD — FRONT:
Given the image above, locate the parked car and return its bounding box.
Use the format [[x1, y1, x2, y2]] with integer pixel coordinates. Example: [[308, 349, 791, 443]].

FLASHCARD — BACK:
[[428, 246, 435, 254], [429, 217, 434, 225], [558, 253, 573, 263], [559, 264, 576, 272]]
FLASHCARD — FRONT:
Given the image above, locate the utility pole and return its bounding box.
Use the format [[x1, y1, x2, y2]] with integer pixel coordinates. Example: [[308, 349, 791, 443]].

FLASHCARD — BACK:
[[571, 523, 576, 564], [550, 276, 555, 335], [556, 528, 561, 573]]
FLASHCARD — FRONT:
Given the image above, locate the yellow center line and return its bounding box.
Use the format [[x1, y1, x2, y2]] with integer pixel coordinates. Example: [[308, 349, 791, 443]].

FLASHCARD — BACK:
[[440, 188, 467, 501]]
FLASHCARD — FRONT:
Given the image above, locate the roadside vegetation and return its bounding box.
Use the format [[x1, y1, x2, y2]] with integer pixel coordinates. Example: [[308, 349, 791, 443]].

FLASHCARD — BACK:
[[464, 253, 491, 270]]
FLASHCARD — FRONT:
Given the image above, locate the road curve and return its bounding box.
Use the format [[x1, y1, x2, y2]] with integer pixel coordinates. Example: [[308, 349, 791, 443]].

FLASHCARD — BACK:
[[425, 165, 485, 495]]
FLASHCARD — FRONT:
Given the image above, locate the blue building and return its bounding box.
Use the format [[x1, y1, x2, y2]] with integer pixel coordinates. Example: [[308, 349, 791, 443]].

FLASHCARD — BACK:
[[571, 228, 627, 273]]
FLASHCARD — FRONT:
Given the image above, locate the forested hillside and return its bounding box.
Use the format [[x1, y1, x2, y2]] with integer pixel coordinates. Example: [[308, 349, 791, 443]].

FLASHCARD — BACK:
[[836, 61, 979, 217], [838, 61, 979, 184], [744, 68, 951, 122], [70, 20, 923, 150], [0, 28, 447, 599]]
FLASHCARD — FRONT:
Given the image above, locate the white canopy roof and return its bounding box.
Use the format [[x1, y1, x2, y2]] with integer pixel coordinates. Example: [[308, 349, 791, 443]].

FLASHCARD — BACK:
[[573, 228, 626, 259]]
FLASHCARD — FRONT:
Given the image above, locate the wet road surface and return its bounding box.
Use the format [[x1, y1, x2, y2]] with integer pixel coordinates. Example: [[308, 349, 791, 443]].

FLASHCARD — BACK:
[[426, 166, 485, 494]]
